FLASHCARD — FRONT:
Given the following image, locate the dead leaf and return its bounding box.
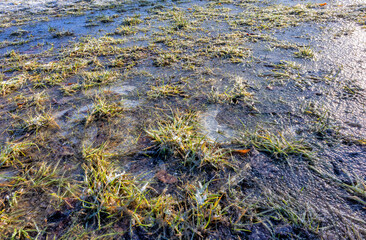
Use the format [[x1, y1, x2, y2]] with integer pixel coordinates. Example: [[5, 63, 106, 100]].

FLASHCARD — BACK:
[[156, 170, 177, 184], [232, 149, 251, 155]]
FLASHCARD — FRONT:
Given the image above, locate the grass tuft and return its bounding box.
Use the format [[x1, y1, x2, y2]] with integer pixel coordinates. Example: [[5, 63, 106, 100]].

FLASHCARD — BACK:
[[146, 111, 229, 168], [172, 11, 190, 30], [86, 96, 126, 124], [1, 73, 27, 95], [238, 128, 313, 161], [122, 15, 143, 26], [294, 47, 315, 59], [207, 83, 253, 104], [52, 30, 74, 38], [147, 83, 185, 98], [0, 141, 35, 168], [80, 144, 150, 228]]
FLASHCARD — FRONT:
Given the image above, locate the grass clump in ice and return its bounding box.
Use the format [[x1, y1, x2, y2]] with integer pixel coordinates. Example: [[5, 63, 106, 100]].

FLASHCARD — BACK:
[[146, 110, 229, 168]]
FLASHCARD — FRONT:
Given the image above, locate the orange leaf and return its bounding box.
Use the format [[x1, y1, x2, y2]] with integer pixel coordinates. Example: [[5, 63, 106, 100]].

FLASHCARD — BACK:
[[232, 149, 250, 155], [319, 3, 327, 6]]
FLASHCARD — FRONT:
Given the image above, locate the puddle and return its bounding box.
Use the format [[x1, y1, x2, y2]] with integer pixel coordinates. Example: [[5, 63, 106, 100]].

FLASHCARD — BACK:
[[0, 0, 365, 238], [318, 23, 366, 88], [0, 0, 171, 55]]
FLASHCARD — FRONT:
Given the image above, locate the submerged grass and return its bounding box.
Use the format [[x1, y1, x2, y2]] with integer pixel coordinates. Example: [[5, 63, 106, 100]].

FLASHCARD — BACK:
[[238, 128, 314, 161], [261, 189, 321, 234], [342, 175, 366, 206]]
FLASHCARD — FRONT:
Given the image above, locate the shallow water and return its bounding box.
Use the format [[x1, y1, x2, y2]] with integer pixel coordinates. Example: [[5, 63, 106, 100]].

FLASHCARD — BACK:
[[0, 0, 365, 238], [1, 0, 365, 154]]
